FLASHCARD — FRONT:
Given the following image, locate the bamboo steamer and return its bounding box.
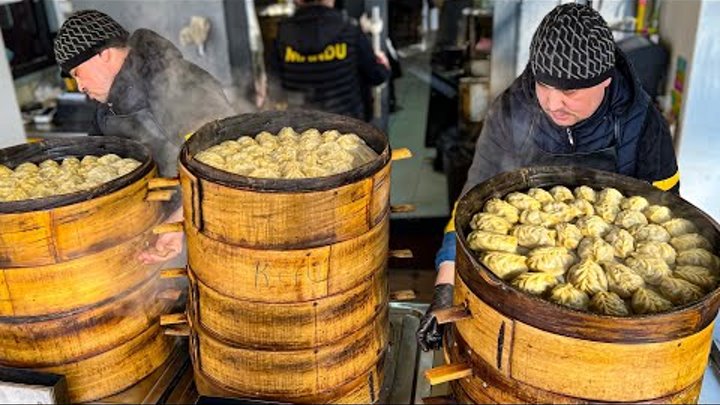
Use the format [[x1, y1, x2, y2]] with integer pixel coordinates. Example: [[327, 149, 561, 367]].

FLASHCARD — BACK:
[[447, 166, 720, 404], [0, 137, 175, 402], [175, 111, 393, 403]]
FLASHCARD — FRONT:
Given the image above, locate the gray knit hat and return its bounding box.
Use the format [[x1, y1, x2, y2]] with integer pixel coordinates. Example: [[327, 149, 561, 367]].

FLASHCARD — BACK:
[[54, 10, 129, 74], [530, 3, 615, 90]]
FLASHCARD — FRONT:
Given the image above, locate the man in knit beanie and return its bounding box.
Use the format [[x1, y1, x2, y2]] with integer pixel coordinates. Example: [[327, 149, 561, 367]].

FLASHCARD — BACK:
[[418, 3, 679, 352], [54, 10, 236, 265]]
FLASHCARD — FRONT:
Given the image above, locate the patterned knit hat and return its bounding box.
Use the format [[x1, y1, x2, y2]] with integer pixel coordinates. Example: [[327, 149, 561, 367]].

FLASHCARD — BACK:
[[54, 10, 129, 74], [530, 3, 615, 90]]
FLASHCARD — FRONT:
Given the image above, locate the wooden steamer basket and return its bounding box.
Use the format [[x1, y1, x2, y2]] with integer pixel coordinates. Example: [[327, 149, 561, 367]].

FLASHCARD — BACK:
[[161, 110, 409, 404], [443, 166, 720, 404], [0, 137, 177, 402]]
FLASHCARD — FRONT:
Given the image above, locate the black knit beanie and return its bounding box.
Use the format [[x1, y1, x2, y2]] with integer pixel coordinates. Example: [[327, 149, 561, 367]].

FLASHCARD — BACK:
[[54, 10, 129, 74], [530, 3, 616, 90]]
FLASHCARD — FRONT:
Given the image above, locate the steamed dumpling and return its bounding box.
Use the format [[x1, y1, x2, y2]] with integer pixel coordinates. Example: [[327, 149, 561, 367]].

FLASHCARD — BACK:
[[576, 215, 612, 238], [519, 209, 546, 226], [570, 198, 595, 218], [674, 265, 717, 292], [625, 254, 672, 285], [670, 233, 712, 252], [604, 227, 635, 258], [512, 225, 556, 248], [573, 186, 596, 202], [470, 213, 512, 234], [556, 223, 583, 250], [631, 224, 671, 243], [549, 283, 590, 311], [635, 241, 677, 266], [676, 248, 720, 270], [631, 287, 673, 314], [663, 218, 698, 237], [467, 230, 518, 253], [484, 198, 520, 224], [195, 150, 225, 168], [597, 187, 624, 206], [549, 186, 574, 203], [505, 192, 541, 211], [658, 277, 704, 306], [482, 251, 528, 280], [527, 187, 554, 204], [0, 164, 12, 177], [543, 201, 581, 222], [594, 203, 620, 223], [567, 259, 608, 295], [527, 247, 576, 276], [621, 195, 649, 212], [614, 210, 648, 229], [589, 291, 629, 316], [511, 272, 559, 296], [644, 205, 673, 224], [602, 261, 645, 298], [577, 237, 615, 262]]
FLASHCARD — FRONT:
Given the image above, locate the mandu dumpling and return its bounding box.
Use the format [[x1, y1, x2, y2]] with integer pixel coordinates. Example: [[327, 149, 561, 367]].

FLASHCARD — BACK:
[[614, 210, 648, 229], [602, 261, 645, 298], [543, 201, 581, 222], [644, 205, 673, 224], [520, 209, 546, 226], [570, 198, 595, 218], [482, 251, 528, 280], [512, 225, 556, 248], [635, 241, 677, 265], [621, 195, 650, 212], [674, 265, 718, 292], [625, 254, 672, 285], [467, 230, 518, 253], [577, 237, 615, 262], [556, 223, 583, 250], [470, 213, 513, 234], [677, 248, 720, 270], [670, 233, 713, 252], [549, 283, 590, 311], [567, 259, 608, 295], [594, 203, 620, 223], [527, 247, 576, 276], [511, 272, 559, 296], [484, 198, 520, 224], [631, 287, 673, 314], [589, 291, 630, 316], [573, 186, 597, 202], [604, 227, 635, 258], [527, 187, 554, 204], [576, 215, 612, 238], [631, 224, 671, 243], [549, 186, 574, 203], [663, 218, 698, 237], [505, 192, 541, 211], [658, 277, 704, 306], [597, 187, 624, 206], [0, 164, 12, 177]]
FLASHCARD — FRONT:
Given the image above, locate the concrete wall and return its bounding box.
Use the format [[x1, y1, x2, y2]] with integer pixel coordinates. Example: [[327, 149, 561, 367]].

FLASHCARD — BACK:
[[0, 32, 26, 148]]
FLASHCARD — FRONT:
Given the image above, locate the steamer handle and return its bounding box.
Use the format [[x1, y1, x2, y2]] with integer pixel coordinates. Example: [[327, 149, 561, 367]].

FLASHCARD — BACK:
[[424, 363, 473, 385], [391, 148, 412, 161], [146, 177, 180, 202], [434, 305, 472, 325], [153, 222, 184, 235], [148, 177, 180, 190]]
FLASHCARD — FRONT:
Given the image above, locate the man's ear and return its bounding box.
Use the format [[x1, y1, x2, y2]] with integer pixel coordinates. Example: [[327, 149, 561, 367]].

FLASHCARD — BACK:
[[601, 77, 612, 89], [97, 48, 112, 63]]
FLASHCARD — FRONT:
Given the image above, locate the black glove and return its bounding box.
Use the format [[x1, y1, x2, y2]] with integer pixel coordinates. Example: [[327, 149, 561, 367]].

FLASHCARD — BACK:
[[416, 283, 454, 352]]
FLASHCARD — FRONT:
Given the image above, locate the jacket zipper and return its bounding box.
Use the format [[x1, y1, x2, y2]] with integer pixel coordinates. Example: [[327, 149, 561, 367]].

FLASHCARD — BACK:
[[566, 127, 575, 152]]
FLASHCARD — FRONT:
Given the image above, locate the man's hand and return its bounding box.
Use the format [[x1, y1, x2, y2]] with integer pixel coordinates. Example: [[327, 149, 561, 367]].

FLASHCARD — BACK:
[[138, 231, 184, 265], [416, 282, 454, 352], [375, 51, 390, 70]]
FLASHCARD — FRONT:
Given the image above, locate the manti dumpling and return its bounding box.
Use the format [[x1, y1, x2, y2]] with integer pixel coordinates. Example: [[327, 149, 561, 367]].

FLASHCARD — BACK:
[[512, 225, 556, 248], [484, 198, 520, 224], [604, 228, 635, 259], [635, 241, 677, 265], [549, 186, 574, 203], [614, 210, 648, 229], [625, 254, 672, 285], [556, 223, 583, 250], [573, 185, 597, 203], [631, 287, 673, 314], [597, 187, 624, 206], [658, 277, 704, 306], [594, 203, 620, 223], [670, 233, 713, 252], [0, 164, 12, 177], [570, 198, 595, 218], [511, 272, 559, 296], [519, 209, 547, 226], [602, 261, 645, 298], [674, 265, 718, 292], [527, 247, 576, 276], [621, 195, 649, 212], [631, 224, 671, 243], [482, 251, 528, 280], [467, 230, 518, 253], [567, 259, 608, 295], [543, 201, 581, 222], [676, 248, 720, 270], [527, 187, 554, 204], [505, 192, 541, 211], [589, 291, 630, 316], [644, 205, 673, 224], [549, 283, 590, 311], [663, 218, 698, 237], [576, 215, 612, 238], [577, 237, 615, 262], [470, 213, 512, 234]]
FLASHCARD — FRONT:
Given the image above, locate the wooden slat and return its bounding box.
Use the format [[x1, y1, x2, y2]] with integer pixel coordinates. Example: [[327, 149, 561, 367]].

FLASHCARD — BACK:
[[153, 222, 184, 235], [434, 306, 471, 325], [390, 204, 416, 213], [391, 148, 412, 161], [160, 313, 188, 327], [424, 364, 472, 385], [147, 177, 180, 190], [389, 289, 416, 301], [145, 190, 176, 202], [389, 249, 413, 259], [164, 325, 191, 337], [160, 268, 187, 279]]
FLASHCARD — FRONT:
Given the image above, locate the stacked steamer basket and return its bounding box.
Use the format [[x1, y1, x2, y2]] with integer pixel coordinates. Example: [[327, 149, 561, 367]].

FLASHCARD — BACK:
[[0, 137, 175, 402], [431, 166, 720, 404], [163, 111, 400, 403]]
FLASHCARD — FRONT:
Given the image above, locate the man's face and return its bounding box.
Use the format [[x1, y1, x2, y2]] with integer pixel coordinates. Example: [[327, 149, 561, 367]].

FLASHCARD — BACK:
[[535, 78, 612, 127], [70, 49, 120, 103]]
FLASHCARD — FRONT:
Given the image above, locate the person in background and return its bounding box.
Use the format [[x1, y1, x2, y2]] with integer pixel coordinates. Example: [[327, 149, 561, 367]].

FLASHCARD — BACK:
[[416, 3, 680, 351], [270, 0, 390, 121], [53, 10, 236, 264]]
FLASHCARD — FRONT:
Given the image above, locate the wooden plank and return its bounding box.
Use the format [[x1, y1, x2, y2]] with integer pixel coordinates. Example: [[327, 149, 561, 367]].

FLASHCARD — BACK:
[[391, 148, 412, 161], [160, 267, 187, 279], [160, 313, 188, 326], [390, 204, 416, 213], [389, 289, 416, 301], [145, 190, 176, 202], [153, 222, 184, 235], [434, 306, 471, 325], [424, 364, 472, 385], [389, 249, 413, 259], [147, 177, 180, 190]]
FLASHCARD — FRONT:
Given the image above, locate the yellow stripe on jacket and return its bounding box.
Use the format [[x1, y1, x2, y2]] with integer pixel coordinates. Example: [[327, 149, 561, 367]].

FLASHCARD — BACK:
[[445, 202, 458, 233], [652, 170, 680, 191]]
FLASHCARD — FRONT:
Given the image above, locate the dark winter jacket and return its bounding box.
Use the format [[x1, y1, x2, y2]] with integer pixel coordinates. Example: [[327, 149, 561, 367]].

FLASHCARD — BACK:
[[271, 5, 389, 121], [93, 29, 235, 177]]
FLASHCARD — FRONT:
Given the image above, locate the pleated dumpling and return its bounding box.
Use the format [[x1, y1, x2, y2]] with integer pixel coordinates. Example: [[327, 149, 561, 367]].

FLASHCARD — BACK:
[[567, 259, 608, 295], [631, 224, 671, 243], [576, 215, 612, 238], [482, 252, 528, 280], [677, 248, 720, 270], [236, 135, 257, 147], [527, 187, 554, 204], [644, 205, 673, 224], [604, 227, 635, 258], [256, 131, 280, 148], [631, 287, 673, 314], [527, 247, 576, 276], [670, 233, 713, 252], [658, 277, 704, 305], [519, 209, 546, 226], [470, 213, 512, 234], [549, 283, 590, 311], [0, 164, 12, 177], [577, 237, 615, 262], [597, 187, 624, 206], [505, 192, 541, 211], [614, 210, 648, 229], [674, 265, 718, 292], [635, 241, 677, 265], [594, 203, 620, 223], [299, 129, 322, 150], [15, 162, 39, 175], [570, 198, 595, 218], [625, 254, 672, 285], [511, 272, 559, 296], [195, 150, 226, 168], [543, 201, 581, 223], [573, 186, 597, 202], [663, 218, 698, 237], [484, 198, 520, 224], [589, 291, 630, 316], [549, 186, 574, 202], [621, 195, 650, 212], [467, 230, 518, 253], [602, 261, 645, 298], [512, 225, 556, 248], [556, 223, 583, 250]]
